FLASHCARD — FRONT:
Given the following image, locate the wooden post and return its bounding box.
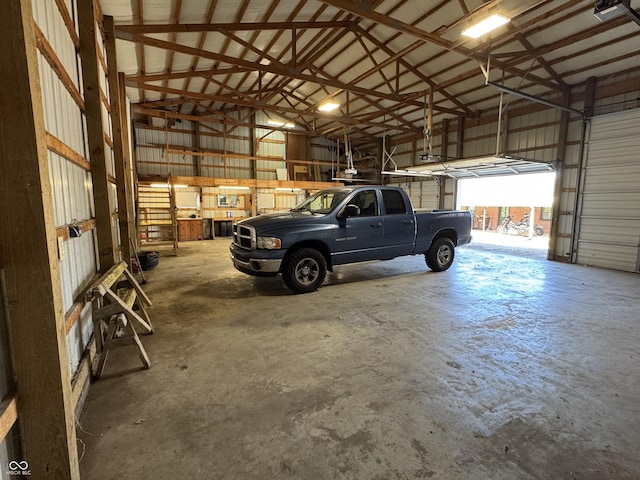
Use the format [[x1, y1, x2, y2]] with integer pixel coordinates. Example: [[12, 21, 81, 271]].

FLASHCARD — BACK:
[[193, 121, 202, 177], [104, 16, 133, 264], [0, 0, 80, 478], [584, 76, 597, 118], [442, 118, 450, 157], [79, 0, 116, 272], [548, 89, 572, 260], [119, 72, 138, 250]]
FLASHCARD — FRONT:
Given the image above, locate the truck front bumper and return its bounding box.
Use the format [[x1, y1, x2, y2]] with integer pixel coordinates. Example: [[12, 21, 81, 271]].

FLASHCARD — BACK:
[[230, 244, 283, 277]]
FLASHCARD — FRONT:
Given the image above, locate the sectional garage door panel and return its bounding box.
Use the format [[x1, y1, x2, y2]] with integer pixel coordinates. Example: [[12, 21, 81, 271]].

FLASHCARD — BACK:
[[576, 109, 640, 272]]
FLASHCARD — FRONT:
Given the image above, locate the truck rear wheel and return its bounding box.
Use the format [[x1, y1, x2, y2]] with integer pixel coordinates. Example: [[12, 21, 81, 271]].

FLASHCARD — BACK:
[[425, 237, 455, 272], [282, 248, 327, 294]]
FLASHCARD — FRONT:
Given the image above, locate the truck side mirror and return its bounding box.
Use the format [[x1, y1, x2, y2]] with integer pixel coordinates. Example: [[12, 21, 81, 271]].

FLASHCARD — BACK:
[[340, 204, 360, 218]]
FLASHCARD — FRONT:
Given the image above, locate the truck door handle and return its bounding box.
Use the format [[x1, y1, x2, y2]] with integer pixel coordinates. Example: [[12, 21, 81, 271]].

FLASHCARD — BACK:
[[370, 222, 382, 228], [403, 220, 414, 225]]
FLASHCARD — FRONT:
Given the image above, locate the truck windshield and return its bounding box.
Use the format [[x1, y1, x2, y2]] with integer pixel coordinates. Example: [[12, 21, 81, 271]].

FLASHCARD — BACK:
[[291, 190, 349, 215]]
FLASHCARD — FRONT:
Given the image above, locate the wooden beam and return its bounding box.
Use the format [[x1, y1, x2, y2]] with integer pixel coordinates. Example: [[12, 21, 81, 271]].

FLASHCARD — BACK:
[[79, 0, 116, 272], [164, 175, 336, 191], [0, 395, 18, 443], [116, 20, 353, 34], [104, 16, 134, 264], [54, 0, 80, 48], [116, 32, 410, 103], [120, 72, 138, 248], [46, 133, 90, 170], [34, 23, 84, 111], [128, 66, 254, 83], [0, 1, 80, 478]]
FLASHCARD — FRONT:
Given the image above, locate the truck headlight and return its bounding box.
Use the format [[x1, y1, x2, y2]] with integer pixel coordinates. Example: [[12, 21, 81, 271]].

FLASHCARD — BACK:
[[256, 236, 281, 249]]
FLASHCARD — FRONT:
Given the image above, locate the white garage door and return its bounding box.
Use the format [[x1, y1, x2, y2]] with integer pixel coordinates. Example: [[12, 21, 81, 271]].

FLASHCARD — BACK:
[[576, 109, 640, 272]]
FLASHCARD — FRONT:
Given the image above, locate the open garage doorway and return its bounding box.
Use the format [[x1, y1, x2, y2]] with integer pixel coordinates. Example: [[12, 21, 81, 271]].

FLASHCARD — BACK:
[[458, 172, 556, 258]]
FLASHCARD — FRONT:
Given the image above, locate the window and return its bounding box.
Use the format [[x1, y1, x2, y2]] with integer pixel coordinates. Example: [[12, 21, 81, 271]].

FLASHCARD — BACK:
[[292, 190, 349, 214], [382, 190, 407, 215], [499, 206, 510, 222], [540, 207, 552, 221], [349, 190, 378, 216]]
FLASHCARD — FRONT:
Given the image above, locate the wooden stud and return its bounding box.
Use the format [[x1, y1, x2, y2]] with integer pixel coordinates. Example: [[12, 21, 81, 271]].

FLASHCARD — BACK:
[[119, 72, 138, 249], [0, 395, 18, 443], [79, 0, 116, 272], [104, 16, 134, 264], [0, 1, 81, 477]]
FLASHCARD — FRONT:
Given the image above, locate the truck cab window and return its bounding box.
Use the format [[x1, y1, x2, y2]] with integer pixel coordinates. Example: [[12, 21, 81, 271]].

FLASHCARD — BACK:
[[350, 190, 378, 216], [382, 190, 407, 214]]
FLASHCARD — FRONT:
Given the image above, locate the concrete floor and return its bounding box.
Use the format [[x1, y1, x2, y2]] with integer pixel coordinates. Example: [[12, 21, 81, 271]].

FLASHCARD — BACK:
[[78, 236, 640, 479]]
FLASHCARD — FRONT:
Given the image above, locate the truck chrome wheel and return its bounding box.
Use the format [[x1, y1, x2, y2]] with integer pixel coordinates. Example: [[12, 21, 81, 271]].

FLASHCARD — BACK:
[[295, 258, 320, 285], [282, 248, 327, 294], [425, 237, 455, 272], [436, 244, 452, 266]]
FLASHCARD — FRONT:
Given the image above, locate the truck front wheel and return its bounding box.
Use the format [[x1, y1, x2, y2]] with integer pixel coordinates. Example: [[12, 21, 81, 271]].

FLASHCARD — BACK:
[[425, 237, 455, 272], [282, 248, 327, 293]]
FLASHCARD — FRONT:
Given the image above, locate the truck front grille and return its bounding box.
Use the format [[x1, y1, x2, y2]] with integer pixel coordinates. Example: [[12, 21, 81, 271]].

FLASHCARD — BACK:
[[233, 223, 255, 250]]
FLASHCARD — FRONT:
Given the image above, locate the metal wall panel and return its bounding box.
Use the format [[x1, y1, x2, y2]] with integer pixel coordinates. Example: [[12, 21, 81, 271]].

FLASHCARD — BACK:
[[576, 109, 640, 271], [442, 177, 457, 210], [507, 109, 561, 162], [463, 121, 498, 158], [66, 304, 93, 372], [202, 187, 216, 219], [32, 0, 117, 376], [389, 180, 439, 210]]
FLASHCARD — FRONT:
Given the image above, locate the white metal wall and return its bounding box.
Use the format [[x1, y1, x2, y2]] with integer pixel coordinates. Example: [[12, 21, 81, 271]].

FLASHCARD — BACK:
[[388, 180, 439, 210], [575, 109, 640, 271], [33, 0, 99, 374]]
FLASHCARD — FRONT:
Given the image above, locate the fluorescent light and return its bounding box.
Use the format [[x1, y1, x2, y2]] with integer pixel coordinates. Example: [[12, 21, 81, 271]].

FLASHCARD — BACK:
[[461, 14, 510, 39], [267, 119, 295, 128], [318, 101, 340, 112], [219, 186, 250, 191], [275, 188, 302, 192], [172, 184, 188, 188]]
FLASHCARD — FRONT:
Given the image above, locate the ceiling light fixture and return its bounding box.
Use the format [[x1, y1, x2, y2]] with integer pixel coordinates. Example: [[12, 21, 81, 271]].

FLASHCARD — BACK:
[[318, 101, 340, 112], [219, 186, 251, 191], [461, 14, 510, 38]]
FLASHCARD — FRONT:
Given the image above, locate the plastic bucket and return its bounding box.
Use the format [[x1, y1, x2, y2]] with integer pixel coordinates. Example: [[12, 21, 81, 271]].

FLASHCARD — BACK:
[[139, 251, 160, 271]]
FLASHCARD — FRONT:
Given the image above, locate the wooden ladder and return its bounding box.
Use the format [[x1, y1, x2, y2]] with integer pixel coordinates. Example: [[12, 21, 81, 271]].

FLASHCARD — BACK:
[[136, 183, 178, 254]]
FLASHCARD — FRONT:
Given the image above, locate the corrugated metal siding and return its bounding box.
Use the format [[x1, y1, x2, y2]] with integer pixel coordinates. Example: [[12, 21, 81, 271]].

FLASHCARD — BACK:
[[507, 109, 561, 162], [32, 0, 123, 377], [576, 109, 640, 271], [463, 121, 497, 158], [442, 177, 457, 210], [553, 108, 584, 260], [388, 180, 439, 210], [66, 303, 93, 371]]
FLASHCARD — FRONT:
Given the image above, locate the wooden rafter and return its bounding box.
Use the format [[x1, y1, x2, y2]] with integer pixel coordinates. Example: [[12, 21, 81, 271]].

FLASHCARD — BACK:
[[116, 20, 353, 34], [118, 33, 428, 104], [109, 0, 638, 143], [161, 0, 182, 101]]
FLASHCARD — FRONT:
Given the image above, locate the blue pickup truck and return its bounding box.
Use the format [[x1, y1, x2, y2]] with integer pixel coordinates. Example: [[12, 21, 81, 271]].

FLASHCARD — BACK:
[[230, 185, 472, 293]]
